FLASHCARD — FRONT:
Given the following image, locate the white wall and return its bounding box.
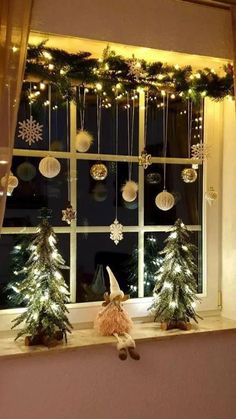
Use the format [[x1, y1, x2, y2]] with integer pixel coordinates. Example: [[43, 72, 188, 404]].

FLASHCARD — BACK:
[[31, 0, 233, 59]]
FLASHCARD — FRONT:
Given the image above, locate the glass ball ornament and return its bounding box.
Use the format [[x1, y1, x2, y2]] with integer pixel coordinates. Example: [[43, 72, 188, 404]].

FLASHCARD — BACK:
[[121, 180, 138, 202], [76, 130, 93, 153], [145, 172, 161, 185], [90, 162, 108, 181], [39, 156, 61, 178], [181, 168, 197, 183], [155, 190, 175, 211], [16, 161, 36, 182], [92, 182, 108, 202]]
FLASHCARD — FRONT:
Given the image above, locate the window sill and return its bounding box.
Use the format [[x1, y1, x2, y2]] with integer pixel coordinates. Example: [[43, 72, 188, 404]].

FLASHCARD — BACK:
[[0, 315, 236, 360]]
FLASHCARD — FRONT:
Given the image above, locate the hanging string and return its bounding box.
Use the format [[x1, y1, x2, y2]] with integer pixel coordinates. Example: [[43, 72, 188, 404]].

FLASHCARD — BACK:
[[115, 99, 119, 220], [66, 98, 70, 203], [163, 93, 169, 190], [127, 92, 135, 181], [96, 94, 102, 155], [48, 84, 51, 151], [78, 86, 87, 130], [200, 97, 204, 144], [144, 90, 149, 149], [29, 82, 32, 119], [187, 98, 193, 158]]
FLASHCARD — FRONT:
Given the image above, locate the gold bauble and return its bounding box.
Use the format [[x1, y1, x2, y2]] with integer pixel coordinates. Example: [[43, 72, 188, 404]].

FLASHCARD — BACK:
[[1, 171, 19, 189], [76, 130, 93, 153], [121, 180, 138, 202], [155, 190, 175, 211], [181, 168, 197, 183], [90, 162, 108, 181], [39, 156, 61, 178]]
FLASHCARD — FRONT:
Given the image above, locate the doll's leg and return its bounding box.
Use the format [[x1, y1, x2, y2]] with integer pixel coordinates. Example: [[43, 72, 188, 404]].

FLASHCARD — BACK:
[[113, 333, 127, 361], [123, 333, 140, 361]]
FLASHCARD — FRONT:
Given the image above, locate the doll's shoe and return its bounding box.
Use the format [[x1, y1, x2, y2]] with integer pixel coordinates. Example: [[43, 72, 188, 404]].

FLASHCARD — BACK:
[[118, 347, 128, 361], [127, 346, 140, 361]]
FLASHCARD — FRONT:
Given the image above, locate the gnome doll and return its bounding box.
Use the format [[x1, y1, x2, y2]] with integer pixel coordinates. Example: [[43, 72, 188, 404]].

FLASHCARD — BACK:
[[94, 266, 140, 361]]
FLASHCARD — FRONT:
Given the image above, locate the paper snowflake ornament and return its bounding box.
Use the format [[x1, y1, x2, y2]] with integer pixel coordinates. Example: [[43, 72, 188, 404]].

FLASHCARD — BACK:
[[62, 205, 76, 225], [127, 58, 147, 80], [18, 116, 43, 146], [191, 142, 209, 161], [138, 150, 152, 169], [110, 218, 123, 245]]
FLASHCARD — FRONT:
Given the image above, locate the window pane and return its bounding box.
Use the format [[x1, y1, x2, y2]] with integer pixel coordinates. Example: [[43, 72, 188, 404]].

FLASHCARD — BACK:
[[77, 161, 138, 226], [144, 164, 203, 225], [76, 233, 138, 302], [0, 233, 70, 309], [143, 230, 202, 297], [77, 92, 139, 155], [146, 98, 203, 158], [15, 82, 70, 152], [3, 157, 69, 227]]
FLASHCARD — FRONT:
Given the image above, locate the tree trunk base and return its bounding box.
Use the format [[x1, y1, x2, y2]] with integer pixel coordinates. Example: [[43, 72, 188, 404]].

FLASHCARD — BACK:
[[25, 331, 65, 347], [161, 321, 192, 331]]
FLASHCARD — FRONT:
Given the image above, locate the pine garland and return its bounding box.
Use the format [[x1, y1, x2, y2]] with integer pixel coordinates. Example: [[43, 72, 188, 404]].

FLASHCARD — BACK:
[[23, 42, 234, 103]]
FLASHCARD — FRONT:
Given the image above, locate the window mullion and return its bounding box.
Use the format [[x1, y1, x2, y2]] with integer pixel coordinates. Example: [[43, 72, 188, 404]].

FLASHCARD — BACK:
[[138, 91, 145, 298]]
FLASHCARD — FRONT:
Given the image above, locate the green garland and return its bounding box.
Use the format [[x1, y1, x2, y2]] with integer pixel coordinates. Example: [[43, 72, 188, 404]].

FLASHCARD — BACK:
[[24, 41, 234, 103]]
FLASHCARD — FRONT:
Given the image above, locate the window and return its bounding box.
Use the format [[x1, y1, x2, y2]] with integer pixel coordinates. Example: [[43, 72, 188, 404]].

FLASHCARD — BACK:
[[0, 81, 221, 323]]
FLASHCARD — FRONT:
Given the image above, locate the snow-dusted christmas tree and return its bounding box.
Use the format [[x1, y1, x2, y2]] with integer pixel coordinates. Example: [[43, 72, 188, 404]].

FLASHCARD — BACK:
[[149, 219, 200, 330], [12, 208, 72, 346]]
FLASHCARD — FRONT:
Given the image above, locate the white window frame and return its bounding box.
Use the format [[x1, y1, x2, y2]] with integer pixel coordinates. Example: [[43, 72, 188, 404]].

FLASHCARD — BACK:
[[0, 95, 222, 330]]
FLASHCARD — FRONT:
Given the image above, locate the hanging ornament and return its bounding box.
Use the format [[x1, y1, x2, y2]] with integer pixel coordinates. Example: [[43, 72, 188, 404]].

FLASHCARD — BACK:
[[127, 57, 147, 80], [205, 187, 218, 206], [121, 180, 138, 202], [39, 156, 61, 178], [90, 94, 108, 180], [92, 182, 107, 202], [1, 171, 19, 196], [62, 203, 76, 224], [18, 83, 43, 146], [90, 162, 108, 181], [39, 85, 61, 179], [76, 87, 93, 152], [139, 92, 152, 169], [155, 190, 175, 211], [181, 167, 198, 183], [16, 161, 36, 182], [182, 99, 197, 184], [110, 218, 124, 245], [155, 94, 175, 211], [145, 172, 161, 185], [191, 142, 209, 161]]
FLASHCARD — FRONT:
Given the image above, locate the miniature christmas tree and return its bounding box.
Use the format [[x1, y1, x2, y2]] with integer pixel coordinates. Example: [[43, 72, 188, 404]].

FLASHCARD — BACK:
[[6, 235, 31, 307], [149, 219, 200, 330], [127, 235, 162, 297], [12, 208, 72, 346]]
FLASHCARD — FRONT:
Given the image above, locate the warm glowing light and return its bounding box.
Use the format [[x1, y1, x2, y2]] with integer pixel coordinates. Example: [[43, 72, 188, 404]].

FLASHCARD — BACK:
[[12, 46, 18, 53], [40, 82, 46, 90], [96, 83, 102, 91], [48, 63, 54, 70], [43, 51, 52, 60]]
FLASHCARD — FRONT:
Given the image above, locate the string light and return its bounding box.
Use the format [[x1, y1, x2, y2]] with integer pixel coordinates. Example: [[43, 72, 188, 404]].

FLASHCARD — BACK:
[[43, 51, 52, 60], [12, 46, 18, 53], [96, 83, 102, 91], [48, 63, 54, 71], [40, 82, 46, 90]]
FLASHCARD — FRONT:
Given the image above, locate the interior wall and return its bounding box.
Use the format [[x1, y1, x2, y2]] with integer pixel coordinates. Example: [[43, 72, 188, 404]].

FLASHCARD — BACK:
[[1, 333, 236, 419], [31, 0, 233, 59]]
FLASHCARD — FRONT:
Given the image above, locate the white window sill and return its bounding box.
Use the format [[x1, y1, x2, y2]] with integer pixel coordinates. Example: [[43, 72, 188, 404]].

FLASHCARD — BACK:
[[0, 315, 236, 360]]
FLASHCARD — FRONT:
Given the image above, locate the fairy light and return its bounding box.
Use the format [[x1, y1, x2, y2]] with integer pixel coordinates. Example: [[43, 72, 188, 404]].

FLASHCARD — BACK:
[[170, 94, 175, 99], [174, 64, 180, 70], [182, 245, 188, 251], [48, 63, 54, 71], [201, 91, 207, 97], [96, 83, 102, 91], [12, 46, 18, 53], [161, 90, 166, 97], [170, 232, 177, 239], [40, 82, 46, 90]]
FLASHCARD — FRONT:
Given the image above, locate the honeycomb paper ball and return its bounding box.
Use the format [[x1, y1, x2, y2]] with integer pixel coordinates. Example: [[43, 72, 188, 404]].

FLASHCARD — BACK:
[[39, 156, 61, 178], [16, 161, 36, 181], [90, 162, 108, 181], [76, 130, 93, 153], [1, 171, 19, 189], [155, 190, 175, 211], [181, 168, 197, 183], [121, 180, 138, 202]]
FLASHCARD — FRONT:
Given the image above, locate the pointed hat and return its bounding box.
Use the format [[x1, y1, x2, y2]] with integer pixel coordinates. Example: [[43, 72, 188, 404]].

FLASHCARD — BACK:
[[106, 266, 124, 301]]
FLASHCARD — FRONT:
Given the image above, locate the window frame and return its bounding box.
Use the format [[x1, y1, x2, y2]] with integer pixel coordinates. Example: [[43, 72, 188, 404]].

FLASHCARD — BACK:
[[0, 95, 222, 329]]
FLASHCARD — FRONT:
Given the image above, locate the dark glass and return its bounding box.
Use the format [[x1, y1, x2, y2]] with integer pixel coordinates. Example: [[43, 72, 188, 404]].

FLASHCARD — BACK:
[[76, 233, 138, 302], [77, 161, 138, 226], [143, 230, 202, 297], [15, 82, 70, 152], [3, 157, 69, 227], [144, 164, 203, 226], [0, 233, 70, 309], [77, 92, 139, 156], [146, 98, 203, 158]]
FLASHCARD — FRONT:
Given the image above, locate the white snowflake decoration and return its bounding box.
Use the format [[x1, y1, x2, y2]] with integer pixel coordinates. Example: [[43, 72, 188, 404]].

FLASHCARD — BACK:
[[191, 142, 209, 161], [110, 218, 123, 245], [127, 58, 147, 80], [18, 116, 43, 146]]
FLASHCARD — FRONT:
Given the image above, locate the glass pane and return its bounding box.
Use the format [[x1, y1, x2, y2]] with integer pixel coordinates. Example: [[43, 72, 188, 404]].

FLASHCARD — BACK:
[[143, 230, 202, 297], [146, 98, 203, 158], [144, 163, 203, 226], [77, 161, 138, 226], [0, 233, 70, 309], [3, 157, 69, 227], [15, 82, 70, 152], [76, 92, 139, 155], [76, 233, 138, 302]]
